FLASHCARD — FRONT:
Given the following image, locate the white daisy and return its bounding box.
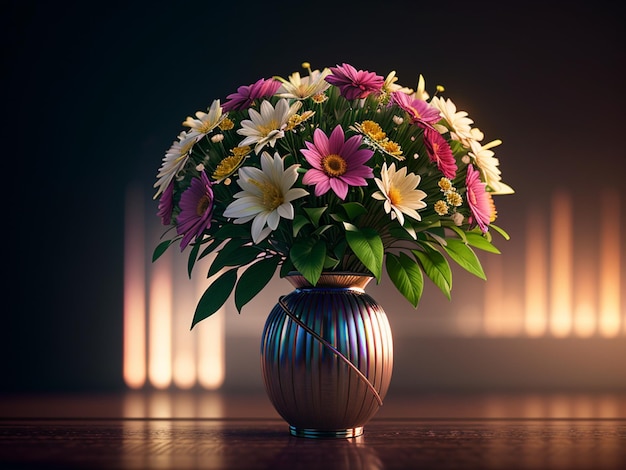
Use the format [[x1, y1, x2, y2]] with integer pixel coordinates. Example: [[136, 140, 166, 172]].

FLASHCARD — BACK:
[[372, 162, 427, 226], [237, 99, 302, 154], [275, 68, 331, 100], [411, 74, 430, 101], [182, 99, 227, 142], [430, 96, 476, 147], [468, 139, 514, 195], [223, 151, 309, 243], [382, 70, 414, 95], [153, 131, 196, 198]]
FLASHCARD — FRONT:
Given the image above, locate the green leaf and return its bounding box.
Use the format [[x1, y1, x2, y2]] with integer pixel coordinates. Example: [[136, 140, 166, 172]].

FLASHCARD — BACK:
[[447, 225, 467, 242], [466, 232, 501, 254], [303, 206, 327, 226], [344, 224, 383, 281], [292, 214, 310, 237], [489, 223, 511, 241], [279, 258, 296, 277], [191, 269, 237, 329], [312, 224, 333, 236], [323, 255, 340, 270], [152, 239, 176, 262], [208, 244, 260, 277], [412, 248, 452, 299], [290, 238, 326, 285], [212, 224, 250, 240], [187, 240, 202, 278], [340, 202, 367, 220], [386, 253, 424, 308], [442, 238, 486, 280], [235, 256, 280, 313], [198, 237, 223, 260], [329, 212, 347, 222], [388, 226, 418, 242]]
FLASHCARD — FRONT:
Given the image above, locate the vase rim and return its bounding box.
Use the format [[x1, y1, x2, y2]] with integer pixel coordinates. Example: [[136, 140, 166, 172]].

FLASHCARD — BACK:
[[285, 271, 374, 290]]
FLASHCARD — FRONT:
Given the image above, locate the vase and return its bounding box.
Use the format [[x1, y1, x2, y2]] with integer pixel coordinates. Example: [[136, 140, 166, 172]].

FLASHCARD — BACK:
[[260, 272, 394, 438]]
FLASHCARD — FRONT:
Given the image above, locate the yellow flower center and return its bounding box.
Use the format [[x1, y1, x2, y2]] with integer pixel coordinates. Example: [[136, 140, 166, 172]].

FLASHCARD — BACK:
[[388, 186, 402, 206], [446, 192, 463, 207], [322, 154, 347, 177], [434, 200, 449, 215], [231, 146, 251, 158], [213, 155, 244, 180], [361, 120, 386, 141], [251, 179, 284, 211], [257, 120, 279, 137], [489, 193, 498, 222], [438, 177, 453, 192], [312, 93, 327, 104], [196, 195, 211, 216], [219, 117, 234, 131], [381, 140, 402, 157]]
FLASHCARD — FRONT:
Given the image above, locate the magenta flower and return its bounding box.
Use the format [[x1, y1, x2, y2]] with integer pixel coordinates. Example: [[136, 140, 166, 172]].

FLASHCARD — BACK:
[[301, 125, 374, 200], [222, 78, 282, 112], [325, 63, 384, 100], [465, 164, 491, 233], [176, 171, 215, 250], [157, 181, 174, 225], [390, 91, 441, 127], [424, 127, 458, 179]]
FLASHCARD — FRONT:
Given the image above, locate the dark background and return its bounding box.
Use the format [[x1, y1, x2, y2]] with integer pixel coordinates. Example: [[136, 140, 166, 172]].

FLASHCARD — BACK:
[[2, 1, 624, 393]]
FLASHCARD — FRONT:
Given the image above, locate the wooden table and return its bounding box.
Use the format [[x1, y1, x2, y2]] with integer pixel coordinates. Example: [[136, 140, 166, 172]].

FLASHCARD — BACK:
[[1, 391, 625, 469]]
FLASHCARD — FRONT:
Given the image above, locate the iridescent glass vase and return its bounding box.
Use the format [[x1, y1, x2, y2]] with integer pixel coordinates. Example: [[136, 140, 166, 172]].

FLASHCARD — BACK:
[[260, 272, 394, 438]]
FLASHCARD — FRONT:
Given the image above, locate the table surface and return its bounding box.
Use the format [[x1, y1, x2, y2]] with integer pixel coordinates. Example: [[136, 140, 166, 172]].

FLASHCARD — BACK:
[[1, 390, 625, 470]]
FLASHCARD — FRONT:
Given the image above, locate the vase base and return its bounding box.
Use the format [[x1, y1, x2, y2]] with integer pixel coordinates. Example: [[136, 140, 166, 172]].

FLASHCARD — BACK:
[[289, 425, 364, 439]]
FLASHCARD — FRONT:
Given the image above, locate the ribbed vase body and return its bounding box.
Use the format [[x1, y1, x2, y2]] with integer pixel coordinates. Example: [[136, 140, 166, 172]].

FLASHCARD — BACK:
[[260, 273, 394, 438]]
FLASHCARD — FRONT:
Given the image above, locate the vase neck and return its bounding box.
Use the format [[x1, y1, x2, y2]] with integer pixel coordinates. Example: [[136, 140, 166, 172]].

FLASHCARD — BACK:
[[286, 272, 373, 290]]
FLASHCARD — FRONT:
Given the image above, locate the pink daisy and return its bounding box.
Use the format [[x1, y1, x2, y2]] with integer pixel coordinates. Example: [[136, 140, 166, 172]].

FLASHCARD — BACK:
[[325, 63, 384, 101], [157, 181, 174, 225], [222, 77, 281, 112], [465, 164, 491, 233], [390, 91, 441, 127], [424, 127, 458, 179], [301, 125, 374, 200], [176, 171, 215, 250]]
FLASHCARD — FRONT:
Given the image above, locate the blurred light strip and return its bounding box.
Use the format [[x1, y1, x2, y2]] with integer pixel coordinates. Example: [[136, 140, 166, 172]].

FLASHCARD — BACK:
[[172, 253, 197, 389], [599, 188, 621, 337], [573, 250, 596, 338], [123, 185, 147, 389], [549, 190, 573, 337], [524, 204, 547, 336], [124, 184, 226, 390], [148, 252, 173, 389], [196, 256, 226, 389], [483, 255, 504, 336]]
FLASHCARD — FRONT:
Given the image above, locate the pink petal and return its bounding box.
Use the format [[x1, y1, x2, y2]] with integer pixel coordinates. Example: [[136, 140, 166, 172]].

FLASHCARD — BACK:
[[329, 178, 348, 199], [312, 128, 331, 156], [328, 125, 346, 154]]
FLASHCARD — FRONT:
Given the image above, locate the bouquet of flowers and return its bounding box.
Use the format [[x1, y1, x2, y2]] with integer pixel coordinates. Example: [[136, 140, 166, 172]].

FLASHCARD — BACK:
[[153, 62, 514, 328]]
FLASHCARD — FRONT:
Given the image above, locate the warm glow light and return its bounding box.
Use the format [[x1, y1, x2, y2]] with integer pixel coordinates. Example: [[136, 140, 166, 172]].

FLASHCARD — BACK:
[[573, 249, 596, 338], [172, 254, 197, 390], [123, 186, 147, 389], [549, 190, 573, 337], [483, 254, 504, 337], [483, 255, 522, 336], [197, 310, 226, 389], [524, 205, 547, 337], [148, 254, 173, 389], [124, 188, 227, 390], [454, 305, 482, 336], [599, 188, 621, 337], [196, 255, 226, 390]]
